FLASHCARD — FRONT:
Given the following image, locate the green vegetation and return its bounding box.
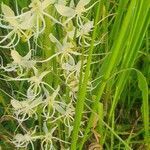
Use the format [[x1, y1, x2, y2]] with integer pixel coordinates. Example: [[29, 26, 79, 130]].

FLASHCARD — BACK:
[[0, 0, 149, 149]]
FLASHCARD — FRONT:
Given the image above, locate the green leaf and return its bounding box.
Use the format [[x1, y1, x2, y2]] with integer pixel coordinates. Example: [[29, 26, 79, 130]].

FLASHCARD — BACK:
[[137, 71, 149, 142]]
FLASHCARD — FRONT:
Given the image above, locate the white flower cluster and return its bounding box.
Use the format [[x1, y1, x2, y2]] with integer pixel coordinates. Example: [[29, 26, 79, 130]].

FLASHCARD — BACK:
[[0, 0, 104, 149]]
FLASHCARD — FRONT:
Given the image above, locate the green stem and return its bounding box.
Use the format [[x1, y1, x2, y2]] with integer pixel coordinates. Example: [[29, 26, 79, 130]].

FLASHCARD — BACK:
[[70, 2, 101, 149]]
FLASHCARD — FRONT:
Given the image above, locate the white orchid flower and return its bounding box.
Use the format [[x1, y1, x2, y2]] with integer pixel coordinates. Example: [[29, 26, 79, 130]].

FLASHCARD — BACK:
[[66, 20, 98, 47], [63, 103, 75, 127], [63, 60, 94, 94], [49, 103, 75, 137], [41, 122, 69, 150], [68, 76, 79, 93], [12, 127, 41, 149], [55, 0, 91, 17], [55, 0, 98, 25], [27, 0, 62, 37], [12, 133, 34, 149], [49, 33, 81, 64], [61, 61, 80, 93], [37, 33, 79, 64], [11, 96, 43, 122], [0, 1, 62, 48], [41, 123, 57, 150], [63, 60, 85, 77], [77, 20, 94, 44], [0, 3, 33, 48], [1, 3, 34, 30], [0, 50, 36, 76], [27, 68, 51, 97], [2, 67, 52, 97], [42, 86, 67, 120], [62, 60, 87, 92], [57, 102, 83, 138], [62, 62, 75, 75]]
